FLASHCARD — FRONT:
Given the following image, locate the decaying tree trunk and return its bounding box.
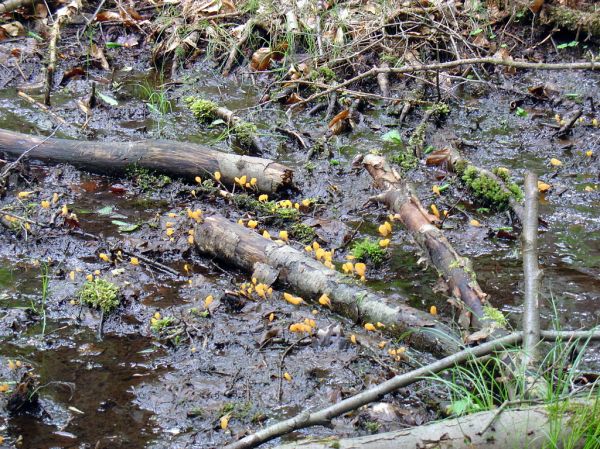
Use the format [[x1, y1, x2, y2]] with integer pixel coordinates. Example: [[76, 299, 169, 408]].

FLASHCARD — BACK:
[[425, 146, 525, 222], [0, 128, 292, 193], [357, 154, 494, 331], [272, 399, 592, 449], [194, 215, 461, 356]]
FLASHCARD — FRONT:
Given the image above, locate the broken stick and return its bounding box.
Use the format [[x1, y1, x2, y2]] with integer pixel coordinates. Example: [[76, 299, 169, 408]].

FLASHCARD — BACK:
[[0, 128, 293, 193], [357, 154, 495, 331], [44, 0, 82, 105], [194, 215, 461, 356]]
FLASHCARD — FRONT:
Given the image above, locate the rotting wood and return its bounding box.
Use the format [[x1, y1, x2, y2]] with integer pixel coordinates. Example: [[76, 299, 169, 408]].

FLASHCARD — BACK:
[[426, 145, 525, 222], [272, 398, 594, 449], [44, 0, 82, 106], [522, 171, 541, 366], [194, 215, 461, 356], [223, 333, 524, 449], [0, 128, 293, 193], [356, 153, 494, 331]]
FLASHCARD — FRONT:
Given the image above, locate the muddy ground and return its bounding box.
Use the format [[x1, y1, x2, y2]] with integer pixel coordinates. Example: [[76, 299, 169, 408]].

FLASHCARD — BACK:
[[0, 1, 600, 448]]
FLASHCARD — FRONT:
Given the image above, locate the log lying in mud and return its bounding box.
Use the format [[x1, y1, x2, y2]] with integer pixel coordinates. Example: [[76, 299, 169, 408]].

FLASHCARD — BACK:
[[0, 128, 292, 193], [357, 154, 494, 331], [194, 215, 461, 356], [426, 146, 525, 222], [272, 399, 592, 449]]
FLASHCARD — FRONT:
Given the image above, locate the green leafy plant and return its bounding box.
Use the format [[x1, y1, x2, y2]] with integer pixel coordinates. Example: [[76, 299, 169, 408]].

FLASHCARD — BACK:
[[127, 166, 171, 192], [79, 278, 120, 313], [351, 238, 386, 265]]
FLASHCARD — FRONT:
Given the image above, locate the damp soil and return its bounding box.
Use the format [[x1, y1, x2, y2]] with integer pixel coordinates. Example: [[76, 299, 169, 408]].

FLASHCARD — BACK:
[[0, 13, 599, 449]]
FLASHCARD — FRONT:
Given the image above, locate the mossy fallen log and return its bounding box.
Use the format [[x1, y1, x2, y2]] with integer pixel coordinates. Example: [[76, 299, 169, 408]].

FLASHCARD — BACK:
[[194, 215, 461, 356], [0, 128, 292, 193]]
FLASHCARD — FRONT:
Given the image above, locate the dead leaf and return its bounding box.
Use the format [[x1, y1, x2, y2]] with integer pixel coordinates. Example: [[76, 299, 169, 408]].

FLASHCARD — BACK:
[[90, 43, 110, 71], [529, 0, 544, 13], [425, 148, 451, 166], [59, 67, 86, 85], [284, 93, 304, 105], [0, 22, 25, 40], [493, 47, 516, 75], [328, 109, 350, 135], [250, 47, 272, 71], [95, 10, 121, 22]]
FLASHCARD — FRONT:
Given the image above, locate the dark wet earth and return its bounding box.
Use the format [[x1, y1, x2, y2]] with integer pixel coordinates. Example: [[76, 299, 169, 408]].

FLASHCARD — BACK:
[[0, 27, 599, 449]]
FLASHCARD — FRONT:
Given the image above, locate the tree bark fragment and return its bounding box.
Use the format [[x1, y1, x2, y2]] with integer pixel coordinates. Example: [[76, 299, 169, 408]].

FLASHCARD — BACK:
[[194, 215, 461, 356], [0, 128, 293, 193]]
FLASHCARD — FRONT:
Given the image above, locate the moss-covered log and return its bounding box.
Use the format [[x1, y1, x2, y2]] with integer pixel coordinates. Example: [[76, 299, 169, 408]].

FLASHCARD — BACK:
[[358, 154, 498, 331], [0, 128, 292, 193], [194, 215, 460, 356], [426, 146, 524, 221]]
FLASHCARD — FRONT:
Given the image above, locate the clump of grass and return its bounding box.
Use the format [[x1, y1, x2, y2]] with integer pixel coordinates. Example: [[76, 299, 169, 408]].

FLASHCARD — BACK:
[[290, 223, 317, 244], [139, 81, 172, 115], [186, 97, 218, 122], [233, 194, 299, 223], [150, 315, 175, 333], [127, 165, 171, 192], [351, 238, 386, 265], [79, 278, 120, 313]]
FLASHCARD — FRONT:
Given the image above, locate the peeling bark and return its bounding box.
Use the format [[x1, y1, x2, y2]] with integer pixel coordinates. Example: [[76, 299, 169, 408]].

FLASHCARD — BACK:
[[357, 154, 494, 331], [0, 128, 293, 193], [194, 215, 461, 356]]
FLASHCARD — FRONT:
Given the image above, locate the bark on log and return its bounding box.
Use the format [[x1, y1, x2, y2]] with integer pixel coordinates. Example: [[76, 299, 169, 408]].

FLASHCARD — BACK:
[[194, 215, 461, 356], [357, 154, 494, 331], [0, 128, 292, 193], [426, 145, 525, 222], [272, 399, 591, 449]]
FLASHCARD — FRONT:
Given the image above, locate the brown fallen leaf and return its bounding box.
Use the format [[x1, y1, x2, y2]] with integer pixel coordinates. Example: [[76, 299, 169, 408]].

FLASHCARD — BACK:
[[250, 47, 272, 71], [328, 109, 350, 135], [425, 148, 451, 166], [90, 43, 110, 71], [529, 0, 545, 13]]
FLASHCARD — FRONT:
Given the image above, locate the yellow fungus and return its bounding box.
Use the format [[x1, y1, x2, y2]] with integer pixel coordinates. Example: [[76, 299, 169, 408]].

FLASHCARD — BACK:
[[41, 200, 50, 209], [379, 239, 390, 248], [86, 274, 93, 281], [269, 313, 275, 322], [283, 372, 292, 381], [130, 257, 140, 265], [432, 185, 441, 195], [283, 292, 303, 305], [538, 181, 551, 193], [166, 228, 175, 237], [430, 204, 440, 219], [17, 191, 34, 199], [586, 150, 593, 157], [248, 220, 258, 229], [99, 253, 111, 262], [430, 305, 438, 315], [469, 219, 481, 227], [220, 414, 230, 430], [350, 334, 357, 344], [318, 293, 331, 308], [69, 271, 75, 281], [550, 158, 562, 167], [250, 178, 257, 186], [204, 295, 214, 308], [354, 263, 366, 277], [52, 192, 59, 204], [279, 230, 289, 242], [364, 323, 376, 331], [262, 230, 271, 240], [258, 194, 268, 202], [195, 176, 202, 183], [214, 171, 222, 181]]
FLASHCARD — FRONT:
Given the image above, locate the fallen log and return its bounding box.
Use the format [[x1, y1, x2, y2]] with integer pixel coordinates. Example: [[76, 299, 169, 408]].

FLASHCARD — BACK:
[[0, 128, 292, 193], [356, 154, 495, 331], [425, 146, 525, 222], [194, 215, 461, 356], [272, 398, 595, 449]]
